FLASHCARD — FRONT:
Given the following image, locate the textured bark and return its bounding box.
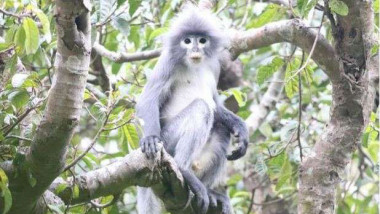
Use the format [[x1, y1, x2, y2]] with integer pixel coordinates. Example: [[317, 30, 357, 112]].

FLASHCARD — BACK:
[[6, 0, 92, 213], [50, 145, 224, 213], [229, 19, 340, 82], [298, 1, 376, 213]]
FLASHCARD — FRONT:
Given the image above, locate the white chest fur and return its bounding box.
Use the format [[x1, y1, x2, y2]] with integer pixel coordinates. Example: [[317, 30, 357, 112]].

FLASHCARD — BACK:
[[161, 66, 217, 121]]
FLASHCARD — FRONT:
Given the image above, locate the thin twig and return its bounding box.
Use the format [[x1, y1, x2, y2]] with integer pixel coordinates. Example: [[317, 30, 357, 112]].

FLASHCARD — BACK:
[[287, 11, 325, 81], [297, 51, 305, 162], [0, 8, 30, 19], [5, 135, 32, 142]]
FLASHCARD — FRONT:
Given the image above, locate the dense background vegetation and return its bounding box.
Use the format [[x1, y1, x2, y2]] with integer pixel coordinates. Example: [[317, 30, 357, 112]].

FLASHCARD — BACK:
[[0, 0, 378, 213]]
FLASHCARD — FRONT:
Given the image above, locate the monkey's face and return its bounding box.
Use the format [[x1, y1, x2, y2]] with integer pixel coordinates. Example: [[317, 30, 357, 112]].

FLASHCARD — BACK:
[[180, 35, 209, 66]]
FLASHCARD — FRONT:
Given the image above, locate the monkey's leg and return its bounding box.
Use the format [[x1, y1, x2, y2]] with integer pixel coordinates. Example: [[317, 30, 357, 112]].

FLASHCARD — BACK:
[[208, 189, 232, 214], [136, 187, 163, 214], [161, 99, 213, 214]]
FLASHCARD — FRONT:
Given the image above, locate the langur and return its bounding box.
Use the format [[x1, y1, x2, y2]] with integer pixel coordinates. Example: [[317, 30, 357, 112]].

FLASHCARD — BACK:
[[136, 5, 248, 214]]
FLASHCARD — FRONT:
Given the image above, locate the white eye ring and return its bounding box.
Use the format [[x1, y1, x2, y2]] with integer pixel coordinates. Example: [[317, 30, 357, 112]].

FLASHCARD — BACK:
[[199, 38, 207, 44]]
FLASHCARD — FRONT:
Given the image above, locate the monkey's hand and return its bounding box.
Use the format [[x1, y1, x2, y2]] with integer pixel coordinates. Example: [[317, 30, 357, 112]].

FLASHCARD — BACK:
[[208, 189, 232, 214], [227, 121, 249, 161], [180, 168, 209, 214], [140, 135, 162, 159]]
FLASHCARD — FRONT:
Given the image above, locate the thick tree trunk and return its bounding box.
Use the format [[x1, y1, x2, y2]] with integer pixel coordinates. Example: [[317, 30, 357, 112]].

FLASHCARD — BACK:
[[298, 0, 375, 213], [7, 0, 91, 213]]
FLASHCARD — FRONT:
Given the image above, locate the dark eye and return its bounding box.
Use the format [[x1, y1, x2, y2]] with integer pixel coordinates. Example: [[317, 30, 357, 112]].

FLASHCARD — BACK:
[[199, 38, 207, 44], [184, 38, 191, 44]]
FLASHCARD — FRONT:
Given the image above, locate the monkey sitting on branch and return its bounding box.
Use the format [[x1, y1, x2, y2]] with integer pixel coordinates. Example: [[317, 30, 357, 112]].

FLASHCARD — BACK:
[[136, 4, 249, 214]]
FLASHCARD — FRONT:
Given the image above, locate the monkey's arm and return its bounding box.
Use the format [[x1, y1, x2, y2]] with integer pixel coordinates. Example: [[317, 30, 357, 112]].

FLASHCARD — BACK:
[[136, 55, 172, 159], [214, 97, 249, 161]]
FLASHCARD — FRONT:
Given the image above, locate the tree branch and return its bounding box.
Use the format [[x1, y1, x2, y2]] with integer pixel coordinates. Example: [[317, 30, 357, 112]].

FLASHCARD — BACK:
[[229, 19, 341, 82], [50, 145, 224, 213], [92, 42, 161, 63]]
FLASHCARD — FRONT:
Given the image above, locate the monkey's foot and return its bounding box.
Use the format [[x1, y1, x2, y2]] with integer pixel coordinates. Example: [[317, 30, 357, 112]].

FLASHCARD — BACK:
[[208, 189, 232, 214], [140, 135, 162, 159]]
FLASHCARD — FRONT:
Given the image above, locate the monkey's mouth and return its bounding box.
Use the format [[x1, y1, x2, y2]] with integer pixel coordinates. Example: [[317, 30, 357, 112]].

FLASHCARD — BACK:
[[189, 53, 202, 63]]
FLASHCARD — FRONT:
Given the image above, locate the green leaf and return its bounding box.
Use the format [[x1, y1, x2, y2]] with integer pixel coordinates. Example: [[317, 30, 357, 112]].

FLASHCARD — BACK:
[[128, 26, 140, 48], [55, 183, 68, 195], [8, 90, 30, 109], [33, 8, 51, 43], [117, 0, 126, 8], [27, 170, 37, 187], [112, 17, 130, 36], [0, 184, 12, 214], [374, 0, 379, 13], [148, 27, 168, 43], [0, 169, 8, 186], [73, 185, 80, 198], [257, 57, 284, 85], [22, 18, 40, 55], [297, 0, 317, 17], [14, 26, 26, 55], [371, 43, 379, 57], [129, 0, 142, 16], [99, 0, 115, 22], [247, 4, 284, 28], [284, 58, 300, 98], [123, 124, 139, 149], [329, 0, 349, 16], [231, 88, 246, 107]]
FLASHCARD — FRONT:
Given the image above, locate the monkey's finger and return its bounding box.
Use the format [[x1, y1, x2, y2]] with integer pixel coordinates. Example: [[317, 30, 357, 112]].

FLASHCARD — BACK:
[[153, 138, 160, 153], [140, 140, 146, 153], [148, 138, 156, 159], [209, 194, 217, 207]]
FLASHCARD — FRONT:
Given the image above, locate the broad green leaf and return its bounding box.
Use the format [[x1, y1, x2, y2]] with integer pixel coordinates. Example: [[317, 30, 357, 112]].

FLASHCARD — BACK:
[[0, 183, 12, 214], [231, 88, 246, 107], [5, 25, 18, 43], [22, 18, 39, 55], [0, 43, 12, 52], [33, 8, 51, 43], [128, 26, 140, 48], [374, 0, 379, 13], [0, 169, 8, 185], [27, 170, 37, 187], [257, 57, 284, 85], [8, 90, 30, 109], [99, 0, 115, 22], [297, 0, 317, 17], [117, 0, 126, 8], [129, 0, 142, 16], [148, 27, 168, 43], [371, 43, 379, 57], [14, 26, 26, 55], [73, 185, 80, 198], [247, 4, 284, 28], [55, 183, 68, 194], [123, 124, 139, 149], [284, 58, 300, 98], [112, 17, 130, 36], [47, 205, 64, 214], [329, 0, 349, 16]]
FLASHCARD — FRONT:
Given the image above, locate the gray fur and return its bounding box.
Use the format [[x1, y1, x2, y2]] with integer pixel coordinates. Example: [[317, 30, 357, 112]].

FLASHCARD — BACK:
[[136, 4, 248, 214]]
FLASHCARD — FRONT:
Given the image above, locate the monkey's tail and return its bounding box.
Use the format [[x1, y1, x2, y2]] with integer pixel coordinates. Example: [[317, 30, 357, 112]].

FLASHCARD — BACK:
[[137, 187, 163, 214]]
